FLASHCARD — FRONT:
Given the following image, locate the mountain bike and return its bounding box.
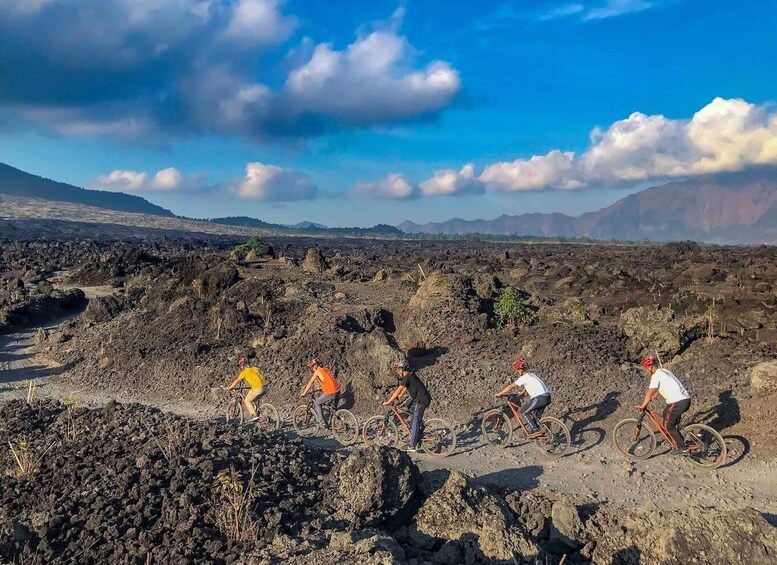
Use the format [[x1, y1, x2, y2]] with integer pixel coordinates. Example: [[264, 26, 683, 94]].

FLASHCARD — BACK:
[[480, 394, 571, 458], [362, 400, 457, 457], [292, 392, 360, 445], [224, 385, 280, 432], [613, 407, 727, 469]]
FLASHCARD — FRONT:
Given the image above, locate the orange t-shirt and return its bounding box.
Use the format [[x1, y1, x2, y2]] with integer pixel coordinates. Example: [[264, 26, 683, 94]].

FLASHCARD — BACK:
[[315, 367, 340, 394]]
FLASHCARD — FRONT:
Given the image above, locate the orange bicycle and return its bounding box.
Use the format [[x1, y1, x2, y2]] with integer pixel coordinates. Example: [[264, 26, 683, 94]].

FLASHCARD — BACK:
[[480, 394, 571, 458], [613, 407, 727, 469], [362, 400, 457, 457]]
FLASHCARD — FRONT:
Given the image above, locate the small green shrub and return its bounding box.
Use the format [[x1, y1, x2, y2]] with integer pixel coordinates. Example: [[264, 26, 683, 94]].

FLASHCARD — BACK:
[[235, 236, 271, 258], [494, 287, 535, 328]]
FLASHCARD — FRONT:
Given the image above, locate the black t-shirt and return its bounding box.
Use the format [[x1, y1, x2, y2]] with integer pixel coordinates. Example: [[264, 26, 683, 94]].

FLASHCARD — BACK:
[[401, 371, 431, 407]]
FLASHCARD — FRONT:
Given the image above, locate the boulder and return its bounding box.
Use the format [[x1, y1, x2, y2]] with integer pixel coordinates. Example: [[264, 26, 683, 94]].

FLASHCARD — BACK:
[[620, 306, 704, 359], [750, 361, 777, 394], [413, 471, 539, 562], [547, 501, 585, 553], [302, 248, 329, 274], [82, 296, 126, 323], [326, 446, 419, 529], [587, 505, 777, 565]]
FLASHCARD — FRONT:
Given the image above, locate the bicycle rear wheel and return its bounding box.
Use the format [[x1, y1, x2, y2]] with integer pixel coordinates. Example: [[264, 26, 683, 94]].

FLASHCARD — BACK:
[[226, 400, 244, 425], [481, 409, 513, 448], [255, 403, 280, 432], [683, 423, 727, 469], [613, 418, 656, 460], [534, 417, 571, 458], [363, 416, 399, 447], [420, 418, 457, 457], [292, 405, 319, 437], [331, 409, 359, 445]]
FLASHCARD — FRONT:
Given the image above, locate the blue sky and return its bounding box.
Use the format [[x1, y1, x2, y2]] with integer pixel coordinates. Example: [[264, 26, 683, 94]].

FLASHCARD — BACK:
[[1, 0, 776, 226]]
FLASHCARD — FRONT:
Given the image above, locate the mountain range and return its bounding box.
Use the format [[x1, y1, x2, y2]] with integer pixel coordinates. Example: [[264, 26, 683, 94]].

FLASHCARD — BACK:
[[0, 162, 174, 217], [399, 168, 777, 244], [2, 160, 777, 243]]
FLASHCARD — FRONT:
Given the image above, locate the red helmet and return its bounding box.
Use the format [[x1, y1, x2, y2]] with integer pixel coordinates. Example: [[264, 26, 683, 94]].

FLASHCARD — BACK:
[[641, 356, 658, 369], [307, 358, 318, 370], [512, 359, 528, 372]]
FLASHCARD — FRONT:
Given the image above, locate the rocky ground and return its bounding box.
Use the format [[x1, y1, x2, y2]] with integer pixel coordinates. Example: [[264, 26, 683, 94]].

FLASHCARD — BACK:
[[1, 236, 777, 563], [0, 400, 775, 565]]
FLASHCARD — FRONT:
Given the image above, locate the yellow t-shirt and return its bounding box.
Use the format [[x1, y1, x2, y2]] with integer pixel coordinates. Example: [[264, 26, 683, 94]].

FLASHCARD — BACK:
[[239, 367, 264, 389]]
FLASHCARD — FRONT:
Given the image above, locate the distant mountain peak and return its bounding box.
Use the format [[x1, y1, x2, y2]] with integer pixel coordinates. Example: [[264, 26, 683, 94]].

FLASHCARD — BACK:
[[399, 168, 777, 244], [0, 162, 174, 217]]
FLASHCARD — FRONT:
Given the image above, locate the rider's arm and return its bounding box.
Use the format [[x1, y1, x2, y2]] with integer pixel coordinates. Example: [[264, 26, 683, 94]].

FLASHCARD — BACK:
[[384, 385, 407, 405], [226, 374, 243, 390], [301, 373, 316, 396], [637, 388, 659, 410], [496, 383, 518, 397]]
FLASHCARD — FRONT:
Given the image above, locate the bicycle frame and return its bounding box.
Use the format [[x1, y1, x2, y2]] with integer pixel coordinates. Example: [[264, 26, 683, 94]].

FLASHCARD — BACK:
[[384, 402, 435, 445], [501, 396, 545, 438], [638, 408, 692, 452]]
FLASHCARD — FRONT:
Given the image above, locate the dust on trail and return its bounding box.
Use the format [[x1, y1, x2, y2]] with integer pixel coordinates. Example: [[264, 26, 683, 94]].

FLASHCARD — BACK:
[[2, 284, 776, 526]]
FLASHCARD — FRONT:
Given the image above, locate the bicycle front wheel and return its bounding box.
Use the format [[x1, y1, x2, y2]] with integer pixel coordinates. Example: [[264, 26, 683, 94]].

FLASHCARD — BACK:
[[481, 409, 513, 448], [292, 405, 319, 437], [613, 418, 656, 460], [331, 409, 359, 445], [256, 403, 280, 432], [226, 400, 244, 425], [683, 423, 727, 469], [534, 417, 571, 458], [420, 418, 457, 457], [363, 416, 399, 447]]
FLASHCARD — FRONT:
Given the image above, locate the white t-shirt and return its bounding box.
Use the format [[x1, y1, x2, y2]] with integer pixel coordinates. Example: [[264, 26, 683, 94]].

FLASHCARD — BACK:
[[514, 373, 550, 398], [648, 368, 691, 404]]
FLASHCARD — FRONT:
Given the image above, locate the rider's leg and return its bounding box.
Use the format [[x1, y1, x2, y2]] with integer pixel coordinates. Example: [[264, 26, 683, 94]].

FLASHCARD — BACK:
[[663, 398, 691, 450], [520, 396, 540, 432], [243, 386, 263, 416], [315, 393, 337, 424], [530, 394, 550, 427], [409, 402, 427, 448]]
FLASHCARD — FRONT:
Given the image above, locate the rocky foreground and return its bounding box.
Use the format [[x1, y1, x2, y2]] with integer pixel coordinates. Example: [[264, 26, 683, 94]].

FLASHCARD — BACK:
[[0, 400, 775, 564]]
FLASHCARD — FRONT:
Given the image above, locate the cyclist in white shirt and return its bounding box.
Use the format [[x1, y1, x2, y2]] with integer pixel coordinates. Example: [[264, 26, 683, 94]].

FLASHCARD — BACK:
[[637, 356, 691, 455], [496, 359, 551, 434]]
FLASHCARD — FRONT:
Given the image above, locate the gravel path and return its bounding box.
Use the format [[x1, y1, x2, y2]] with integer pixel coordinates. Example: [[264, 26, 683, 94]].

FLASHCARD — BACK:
[[2, 304, 776, 525]]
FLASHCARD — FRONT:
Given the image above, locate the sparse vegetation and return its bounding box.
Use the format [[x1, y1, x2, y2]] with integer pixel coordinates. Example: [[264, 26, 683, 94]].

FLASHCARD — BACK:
[[235, 236, 272, 258], [213, 467, 259, 543], [706, 300, 719, 342], [7, 438, 54, 479], [61, 394, 84, 441], [494, 287, 535, 328]]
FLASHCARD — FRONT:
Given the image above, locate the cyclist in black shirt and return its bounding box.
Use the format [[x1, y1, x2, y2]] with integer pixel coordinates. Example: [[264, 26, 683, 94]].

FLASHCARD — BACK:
[[384, 357, 431, 452]]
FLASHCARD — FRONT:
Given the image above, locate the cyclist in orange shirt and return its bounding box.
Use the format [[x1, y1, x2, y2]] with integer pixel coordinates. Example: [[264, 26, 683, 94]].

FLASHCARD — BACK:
[[300, 358, 341, 425]]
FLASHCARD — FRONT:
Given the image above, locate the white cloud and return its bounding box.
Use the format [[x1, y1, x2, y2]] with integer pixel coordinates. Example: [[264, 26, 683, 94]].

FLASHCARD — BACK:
[[96, 167, 197, 192], [285, 30, 460, 124], [536, 0, 658, 22], [237, 162, 318, 201], [537, 4, 585, 21], [477, 98, 777, 192], [480, 150, 584, 191], [150, 167, 184, 190], [223, 0, 297, 47], [97, 170, 148, 191], [419, 164, 486, 196], [354, 173, 418, 200], [585, 0, 654, 20], [0, 3, 461, 141]]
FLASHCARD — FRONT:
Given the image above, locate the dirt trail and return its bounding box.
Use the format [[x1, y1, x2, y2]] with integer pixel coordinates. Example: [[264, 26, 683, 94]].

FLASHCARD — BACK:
[[2, 280, 776, 526]]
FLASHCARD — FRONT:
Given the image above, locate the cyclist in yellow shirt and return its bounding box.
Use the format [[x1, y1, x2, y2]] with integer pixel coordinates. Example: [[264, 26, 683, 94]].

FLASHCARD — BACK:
[[225, 356, 265, 421]]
